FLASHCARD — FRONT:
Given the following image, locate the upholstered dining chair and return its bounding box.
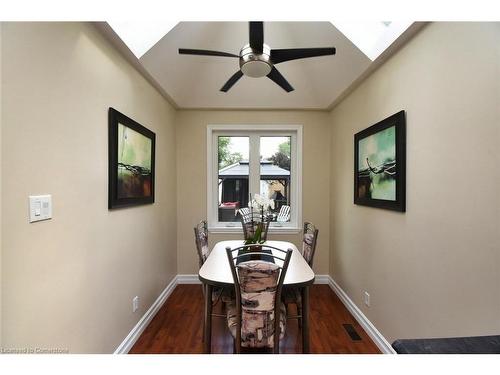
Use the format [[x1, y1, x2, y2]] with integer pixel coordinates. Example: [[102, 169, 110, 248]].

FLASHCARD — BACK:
[[282, 222, 319, 327], [225, 244, 292, 354], [300, 222, 319, 267], [194, 220, 233, 339], [194, 220, 210, 268], [238, 208, 271, 242]]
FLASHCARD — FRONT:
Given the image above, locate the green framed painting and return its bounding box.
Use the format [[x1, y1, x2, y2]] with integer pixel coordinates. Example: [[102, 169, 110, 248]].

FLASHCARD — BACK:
[[354, 111, 406, 212], [108, 108, 155, 209]]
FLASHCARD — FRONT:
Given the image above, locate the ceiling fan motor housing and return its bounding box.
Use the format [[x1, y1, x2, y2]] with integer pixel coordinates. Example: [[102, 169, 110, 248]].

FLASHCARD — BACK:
[[239, 43, 272, 78]]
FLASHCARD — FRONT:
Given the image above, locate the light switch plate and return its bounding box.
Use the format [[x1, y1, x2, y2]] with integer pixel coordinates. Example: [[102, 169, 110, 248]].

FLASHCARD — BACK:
[[29, 195, 52, 223]]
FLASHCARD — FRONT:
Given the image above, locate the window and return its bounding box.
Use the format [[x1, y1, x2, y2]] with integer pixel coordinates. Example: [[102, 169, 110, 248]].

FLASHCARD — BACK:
[[207, 125, 302, 233]]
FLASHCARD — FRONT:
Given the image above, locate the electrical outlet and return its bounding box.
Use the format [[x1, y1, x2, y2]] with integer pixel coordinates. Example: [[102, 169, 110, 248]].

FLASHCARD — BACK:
[[363, 291, 370, 307], [132, 296, 139, 313]]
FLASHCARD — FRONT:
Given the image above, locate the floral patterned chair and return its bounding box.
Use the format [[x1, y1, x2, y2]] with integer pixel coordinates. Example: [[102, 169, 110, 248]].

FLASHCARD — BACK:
[[282, 222, 319, 327], [225, 244, 292, 353], [300, 222, 319, 267], [194, 220, 211, 268]]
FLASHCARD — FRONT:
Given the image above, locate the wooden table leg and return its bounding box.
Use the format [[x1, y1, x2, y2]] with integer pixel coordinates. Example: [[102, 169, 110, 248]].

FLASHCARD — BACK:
[[203, 284, 213, 353], [301, 286, 310, 353]]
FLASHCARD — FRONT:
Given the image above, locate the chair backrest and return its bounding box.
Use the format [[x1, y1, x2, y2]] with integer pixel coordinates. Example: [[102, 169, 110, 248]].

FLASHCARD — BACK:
[[301, 222, 319, 267], [277, 205, 291, 222], [238, 209, 270, 242], [225, 244, 292, 353], [193, 220, 210, 268]]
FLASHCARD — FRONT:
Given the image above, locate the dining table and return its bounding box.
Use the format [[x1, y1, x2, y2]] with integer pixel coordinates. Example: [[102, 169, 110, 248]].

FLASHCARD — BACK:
[[198, 239, 315, 353]]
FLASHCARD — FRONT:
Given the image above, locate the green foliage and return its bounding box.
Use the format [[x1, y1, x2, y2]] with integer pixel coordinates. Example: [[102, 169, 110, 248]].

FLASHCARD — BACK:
[[218, 136, 243, 169], [278, 141, 290, 156], [269, 140, 291, 171]]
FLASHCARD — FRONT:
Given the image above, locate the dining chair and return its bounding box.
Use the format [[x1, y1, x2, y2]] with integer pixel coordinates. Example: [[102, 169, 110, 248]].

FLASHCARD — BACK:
[[194, 220, 210, 268], [194, 220, 233, 339], [283, 222, 319, 327], [225, 244, 292, 354], [238, 208, 271, 242], [300, 222, 319, 267]]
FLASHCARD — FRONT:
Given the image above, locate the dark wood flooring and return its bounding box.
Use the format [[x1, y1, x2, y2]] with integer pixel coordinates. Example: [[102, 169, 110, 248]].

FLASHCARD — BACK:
[[130, 284, 380, 354]]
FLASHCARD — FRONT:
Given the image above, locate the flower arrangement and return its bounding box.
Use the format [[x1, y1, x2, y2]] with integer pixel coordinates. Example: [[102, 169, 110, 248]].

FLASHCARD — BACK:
[[244, 193, 274, 245]]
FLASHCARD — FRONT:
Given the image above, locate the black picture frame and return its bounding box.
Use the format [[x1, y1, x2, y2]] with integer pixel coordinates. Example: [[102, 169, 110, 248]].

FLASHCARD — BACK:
[[354, 110, 406, 212], [108, 108, 156, 209]]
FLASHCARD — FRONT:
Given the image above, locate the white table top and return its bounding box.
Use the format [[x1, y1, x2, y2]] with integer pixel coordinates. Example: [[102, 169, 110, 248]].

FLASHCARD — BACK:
[[198, 240, 315, 287]]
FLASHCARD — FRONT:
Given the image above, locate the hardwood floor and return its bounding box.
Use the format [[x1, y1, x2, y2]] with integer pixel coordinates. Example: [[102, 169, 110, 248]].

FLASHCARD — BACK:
[[130, 284, 380, 354]]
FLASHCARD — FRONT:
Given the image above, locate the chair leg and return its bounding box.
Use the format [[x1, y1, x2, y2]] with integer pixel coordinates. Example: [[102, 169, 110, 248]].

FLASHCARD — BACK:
[[202, 284, 206, 342], [297, 304, 303, 330], [234, 340, 241, 354], [273, 334, 280, 354]]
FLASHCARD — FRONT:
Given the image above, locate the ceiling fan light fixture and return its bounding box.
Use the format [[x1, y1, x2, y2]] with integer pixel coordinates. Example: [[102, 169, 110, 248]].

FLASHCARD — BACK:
[[239, 43, 272, 78], [240, 60, 272, 78]]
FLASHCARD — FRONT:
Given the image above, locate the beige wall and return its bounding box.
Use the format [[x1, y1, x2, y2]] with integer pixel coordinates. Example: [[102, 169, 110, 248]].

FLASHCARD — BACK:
[[1, 23, 177, 353], [0, 23, 3, 346], [175, 110, 330, 275], [329, 22, 500, 343]]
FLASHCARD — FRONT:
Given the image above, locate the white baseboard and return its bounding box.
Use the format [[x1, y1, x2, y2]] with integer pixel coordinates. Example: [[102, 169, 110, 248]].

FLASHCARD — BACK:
[[114, 276, 178, 354], [313, 274, 330, 284], [327, 276, 395, 354], [176, 274, 201, 284], [175, 274, 331, 284]]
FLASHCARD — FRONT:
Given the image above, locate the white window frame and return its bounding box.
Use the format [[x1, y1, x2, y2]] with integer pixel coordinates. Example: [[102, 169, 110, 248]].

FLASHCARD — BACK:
[[207, 124, 303, 234]]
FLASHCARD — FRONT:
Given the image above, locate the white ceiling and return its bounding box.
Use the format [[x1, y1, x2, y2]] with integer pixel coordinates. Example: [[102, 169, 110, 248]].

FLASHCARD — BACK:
[[103, 21, 417, 110]]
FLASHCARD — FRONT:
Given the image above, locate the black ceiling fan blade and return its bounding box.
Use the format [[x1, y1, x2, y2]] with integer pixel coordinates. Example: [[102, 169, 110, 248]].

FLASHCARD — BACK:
[[249, 22, 264, 54], [267, 66, 294, 92], [270, 47, 336, 64], [220, 70, 244, 92], [178, 48, 239, 58]]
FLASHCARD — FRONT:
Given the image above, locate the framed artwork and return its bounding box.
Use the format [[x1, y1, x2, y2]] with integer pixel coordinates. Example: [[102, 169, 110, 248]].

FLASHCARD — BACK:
[[354, 110, 406, 212], [108, 108, 155, 209]]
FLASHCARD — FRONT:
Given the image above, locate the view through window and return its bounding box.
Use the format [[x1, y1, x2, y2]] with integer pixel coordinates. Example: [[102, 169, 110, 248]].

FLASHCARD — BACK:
[[217, 136, 249, 222], [213, 131, 297, 227], [260, 137, 291, 222]]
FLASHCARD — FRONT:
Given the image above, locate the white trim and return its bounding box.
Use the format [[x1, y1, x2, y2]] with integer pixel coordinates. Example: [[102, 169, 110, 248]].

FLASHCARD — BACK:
[[114, 276, 177, 354], [207, 124, 303, 132], [176, 274, 202, 284], [327, 276, 395, 354], [175, 274, 330, 285], [206, 124, 303, 231], [313, 275, 330, 284]]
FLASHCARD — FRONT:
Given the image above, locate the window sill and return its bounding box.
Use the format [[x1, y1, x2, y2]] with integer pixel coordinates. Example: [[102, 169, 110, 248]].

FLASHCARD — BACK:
[[208, 226, 302, 235]]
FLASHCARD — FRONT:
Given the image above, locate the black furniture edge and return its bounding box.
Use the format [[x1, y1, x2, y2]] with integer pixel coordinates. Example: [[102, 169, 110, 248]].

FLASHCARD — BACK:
[[392, 335, 500, 354]]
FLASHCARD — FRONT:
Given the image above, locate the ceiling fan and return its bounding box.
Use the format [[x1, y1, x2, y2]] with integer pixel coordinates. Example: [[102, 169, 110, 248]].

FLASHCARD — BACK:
[[178, 22, 336, 93]]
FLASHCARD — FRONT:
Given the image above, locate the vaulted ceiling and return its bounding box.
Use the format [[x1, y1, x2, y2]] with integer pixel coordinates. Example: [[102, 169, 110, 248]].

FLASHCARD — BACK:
[[101, 21, 419, 110]]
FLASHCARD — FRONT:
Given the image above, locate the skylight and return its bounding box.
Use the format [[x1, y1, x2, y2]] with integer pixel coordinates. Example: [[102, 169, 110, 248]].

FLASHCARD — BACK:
[[332, 21, 413, 61], [108, 21, 412, 62], [108, 20, 178, 59]]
